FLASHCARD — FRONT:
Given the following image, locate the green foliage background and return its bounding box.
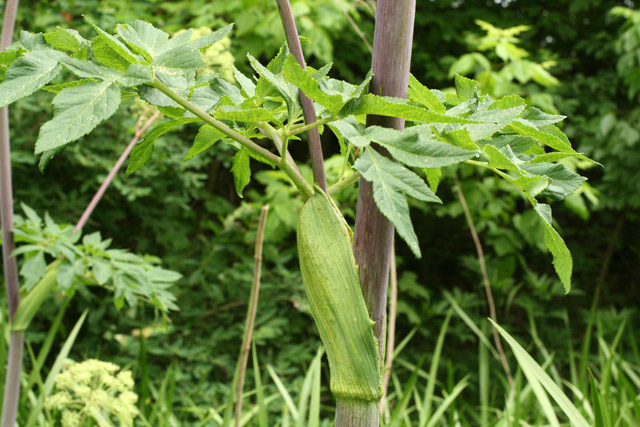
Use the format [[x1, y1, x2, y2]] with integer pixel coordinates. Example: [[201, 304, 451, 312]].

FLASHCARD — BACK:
[[1, 0, 639, 424]]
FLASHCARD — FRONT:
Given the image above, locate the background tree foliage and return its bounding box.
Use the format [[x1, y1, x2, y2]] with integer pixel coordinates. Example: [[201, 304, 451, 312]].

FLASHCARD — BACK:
[[1, 0, 639, 424]]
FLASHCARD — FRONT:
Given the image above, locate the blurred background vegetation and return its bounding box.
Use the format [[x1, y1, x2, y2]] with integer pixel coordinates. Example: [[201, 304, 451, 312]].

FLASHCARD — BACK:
[[1, 0, 639, 424]]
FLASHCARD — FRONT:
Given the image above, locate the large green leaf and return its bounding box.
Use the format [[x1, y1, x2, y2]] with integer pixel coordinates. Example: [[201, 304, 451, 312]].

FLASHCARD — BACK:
[[534, 203, 573, 292], [0, 50, 62, 108], [509, 121, 575, 152], [349, 94, 477, 124], [185, 124, 225, 160], [354, 148, 441, 258], [34, 81, 121, 153], [127, 118, 200, 173], [522, 163, 587, 200], [58, 56, 119, 80], [331, 120, 479, 168], [367, 126, 479, 168]]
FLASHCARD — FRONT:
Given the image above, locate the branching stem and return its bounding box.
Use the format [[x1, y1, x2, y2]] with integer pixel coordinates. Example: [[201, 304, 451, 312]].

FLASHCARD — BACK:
[[151, 79, 314, 200]]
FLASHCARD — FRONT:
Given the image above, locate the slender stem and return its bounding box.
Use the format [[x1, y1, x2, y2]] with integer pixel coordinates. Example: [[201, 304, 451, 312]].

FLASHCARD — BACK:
[[342, 9, 372, 53], [286, 116, 335, 137], [0, 2, 23, 426], [328, 171, 360, 196], [150, 80, 280, 165], [380, 237, 397, 414], [235, 205, 269, 427], [275, 0, 327, 193], [74, 111, 161, 232], [454, 176, 514, 387]]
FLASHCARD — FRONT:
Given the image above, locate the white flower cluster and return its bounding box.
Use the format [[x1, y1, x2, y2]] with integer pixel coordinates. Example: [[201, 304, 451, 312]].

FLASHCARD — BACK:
[[45, 359, 138, 427]]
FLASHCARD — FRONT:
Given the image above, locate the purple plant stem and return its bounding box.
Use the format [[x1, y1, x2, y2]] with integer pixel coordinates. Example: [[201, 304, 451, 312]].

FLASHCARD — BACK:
[[275, 0, 327, 193], [0, 1, 23, 425], [73, 111, 160, 232], [353, 0, 416, 357]]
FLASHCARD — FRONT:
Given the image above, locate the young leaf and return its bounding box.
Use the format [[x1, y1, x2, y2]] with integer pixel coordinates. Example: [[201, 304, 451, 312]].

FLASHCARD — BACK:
[[127, 118, 200, 174], [408, 74, 446, 113], [454, 74, 479, 101], [282, 54, 345, 114], [116, 20, 171, 61], [231, 148, 251, 197], [354, 148, 441, 258], [234, 67, 256, 98], [0, 50, 62, 108], [86, 17, 140, 65], [91, 35, 134, 71], [534, 203, 573, 292], [34, 81, 121, 154], [248, 53, 299, 121]]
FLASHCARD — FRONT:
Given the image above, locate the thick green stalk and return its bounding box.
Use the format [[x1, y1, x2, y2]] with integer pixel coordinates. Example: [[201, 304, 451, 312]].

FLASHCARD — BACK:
[[150, 79, 314, 200], [350, 1, 416, 425], [0, 1, 23, 426]]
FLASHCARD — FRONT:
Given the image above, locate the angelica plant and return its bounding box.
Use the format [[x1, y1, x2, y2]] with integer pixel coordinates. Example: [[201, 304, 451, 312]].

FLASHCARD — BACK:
[[0, 10, 593, 426]]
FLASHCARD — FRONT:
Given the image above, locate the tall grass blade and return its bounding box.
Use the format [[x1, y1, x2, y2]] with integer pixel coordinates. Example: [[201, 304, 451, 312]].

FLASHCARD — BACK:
[[444, 291, 500, 361], [267, 364, 299, 421], [419, 308, 453, 426], [425, 375, 469, 427], [588, 369, 606, 427], [388, 354, 425, 427], [490, 319, 590, 427], [252, 343, 269, 427], [308, 347, 323, 427]]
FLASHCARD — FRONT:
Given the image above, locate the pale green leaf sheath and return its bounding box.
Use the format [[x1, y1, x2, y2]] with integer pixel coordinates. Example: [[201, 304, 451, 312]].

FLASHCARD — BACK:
[[34, 81, 121, 153], [297, 189, 381, 403]]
